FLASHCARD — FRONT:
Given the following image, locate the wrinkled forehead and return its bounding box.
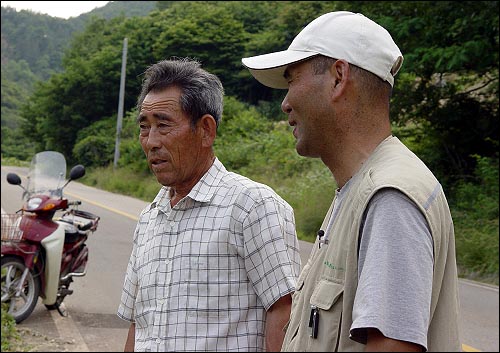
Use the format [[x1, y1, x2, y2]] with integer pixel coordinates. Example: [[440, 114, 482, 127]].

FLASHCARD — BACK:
[[137, 88, 183, 122], [144, 86, 182, 104]]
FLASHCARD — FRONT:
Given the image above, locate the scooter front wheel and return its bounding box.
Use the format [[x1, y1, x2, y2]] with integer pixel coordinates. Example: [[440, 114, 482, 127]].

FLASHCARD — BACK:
[[1, 256, 41, 323]]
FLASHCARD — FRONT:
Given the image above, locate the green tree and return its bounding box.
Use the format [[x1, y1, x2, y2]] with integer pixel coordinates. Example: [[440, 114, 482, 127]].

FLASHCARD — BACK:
[[343, 1, 499, 185], [150, 2, 247, 96], [14, 0, 500, 186], [20, 16, 148, 162]]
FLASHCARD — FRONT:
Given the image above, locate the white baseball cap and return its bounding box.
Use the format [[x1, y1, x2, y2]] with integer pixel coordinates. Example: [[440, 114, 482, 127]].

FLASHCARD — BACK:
[[242, 11, 403, 88]]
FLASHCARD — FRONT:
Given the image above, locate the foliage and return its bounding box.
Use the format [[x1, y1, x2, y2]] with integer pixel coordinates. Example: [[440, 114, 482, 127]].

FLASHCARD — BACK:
[[0, 125, 37, 161], [214, 97, 272, 170], [0, 58, 39, 161], [451, 155, 499, 284], [1, 2, 157, 78], [83, 164, 161, 202], [1, 6, 76, 79], [264, 163, 336, 241], [150, 2, 248, 96], [77, 1, 156, 20], [214, 96, 335, 239], [73, 135, 114, 167], [1, 1, 159, 162], [8, 1, 497, 186], [72, 110, 148, 173], [1, 302, 20, 351], [328, 1, 499, 189], [114, 112, 150, 173], [0, 155, 30, 167]]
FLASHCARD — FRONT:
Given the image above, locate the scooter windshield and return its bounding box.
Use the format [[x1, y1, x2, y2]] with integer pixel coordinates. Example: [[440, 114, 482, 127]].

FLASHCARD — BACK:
[[25, 151, 67, 199]]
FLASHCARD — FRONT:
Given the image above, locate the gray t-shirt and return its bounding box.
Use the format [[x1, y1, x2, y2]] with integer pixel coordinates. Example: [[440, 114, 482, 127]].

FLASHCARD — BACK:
[[348, 188, 434, 350]]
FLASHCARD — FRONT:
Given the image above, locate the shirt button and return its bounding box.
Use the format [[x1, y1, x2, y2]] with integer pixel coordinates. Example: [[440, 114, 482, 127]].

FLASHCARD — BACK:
[[156, 338, 161, 344], [170, 221, 175, 227]]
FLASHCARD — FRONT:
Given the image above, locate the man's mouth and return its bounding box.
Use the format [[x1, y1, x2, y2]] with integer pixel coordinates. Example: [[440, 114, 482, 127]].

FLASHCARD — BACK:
[[289, 120, 297, 138], [150, 158, 168, 168]]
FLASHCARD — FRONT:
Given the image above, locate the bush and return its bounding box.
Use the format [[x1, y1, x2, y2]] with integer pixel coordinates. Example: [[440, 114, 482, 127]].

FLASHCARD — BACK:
[[73, 135, 114, 167], [277, 165, 335, 241], [451, 155, 499, 284], [117, 139, 149, 174], [1, 302, 20, 351], [83, 165, 160, 202]]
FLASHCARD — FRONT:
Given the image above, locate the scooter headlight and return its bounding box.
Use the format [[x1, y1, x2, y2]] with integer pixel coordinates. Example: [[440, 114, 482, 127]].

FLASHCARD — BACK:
[[26, 197, 43, 211]]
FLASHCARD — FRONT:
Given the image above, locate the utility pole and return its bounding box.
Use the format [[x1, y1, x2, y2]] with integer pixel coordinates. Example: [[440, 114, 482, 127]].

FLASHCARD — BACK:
[[113, 37, 128, 169]]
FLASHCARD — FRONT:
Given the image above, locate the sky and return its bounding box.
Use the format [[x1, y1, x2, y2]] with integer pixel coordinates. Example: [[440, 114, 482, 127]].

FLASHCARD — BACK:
[[1, 1, 110, 19]]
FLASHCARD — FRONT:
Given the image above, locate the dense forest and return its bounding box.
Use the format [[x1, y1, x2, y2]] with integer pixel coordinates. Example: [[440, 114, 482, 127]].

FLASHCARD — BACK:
[[1, 1, 156, 130], [1, 1, 498, 283]]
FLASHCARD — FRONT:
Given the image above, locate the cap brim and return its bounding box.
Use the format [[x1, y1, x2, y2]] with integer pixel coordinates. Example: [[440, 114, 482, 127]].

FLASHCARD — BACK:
[[242, 50, 318, 89]]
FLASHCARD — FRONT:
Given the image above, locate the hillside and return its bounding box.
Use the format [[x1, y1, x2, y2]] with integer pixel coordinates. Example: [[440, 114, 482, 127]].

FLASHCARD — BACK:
[[1, 1, 157, 77], [1, 1, 157, 141]]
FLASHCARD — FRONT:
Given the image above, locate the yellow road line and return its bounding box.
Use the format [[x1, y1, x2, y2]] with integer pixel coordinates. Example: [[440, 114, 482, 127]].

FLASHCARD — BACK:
[[462, 343, 481, 352], [64, 191, 139, 221]]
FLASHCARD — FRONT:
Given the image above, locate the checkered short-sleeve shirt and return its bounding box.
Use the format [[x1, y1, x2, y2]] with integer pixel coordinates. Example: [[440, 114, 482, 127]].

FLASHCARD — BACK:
[[117, 158, 301, 352]]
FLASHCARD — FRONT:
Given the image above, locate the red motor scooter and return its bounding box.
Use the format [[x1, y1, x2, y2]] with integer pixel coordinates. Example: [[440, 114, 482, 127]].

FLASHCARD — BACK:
[[1, 151, 100, 323]]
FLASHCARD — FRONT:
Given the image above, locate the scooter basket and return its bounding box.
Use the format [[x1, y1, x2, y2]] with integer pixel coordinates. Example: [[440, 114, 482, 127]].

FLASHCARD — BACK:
[[1, 214, 29, 242]]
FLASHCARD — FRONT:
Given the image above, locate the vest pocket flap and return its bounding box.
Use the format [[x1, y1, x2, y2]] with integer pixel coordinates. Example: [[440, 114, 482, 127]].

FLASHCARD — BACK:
[[310, 279, 344, 310]]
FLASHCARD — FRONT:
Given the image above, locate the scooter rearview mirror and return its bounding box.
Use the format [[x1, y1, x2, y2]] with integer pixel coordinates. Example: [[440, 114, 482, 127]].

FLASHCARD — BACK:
[[61, 165, 86, 191], [7, 173, 22, 185], [69, 165, 85, 181]]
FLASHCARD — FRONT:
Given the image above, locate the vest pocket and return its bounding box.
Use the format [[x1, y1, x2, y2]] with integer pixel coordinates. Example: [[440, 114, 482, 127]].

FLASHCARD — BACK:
[[307, 278, 344, 351], [282, 275, 304, 348]]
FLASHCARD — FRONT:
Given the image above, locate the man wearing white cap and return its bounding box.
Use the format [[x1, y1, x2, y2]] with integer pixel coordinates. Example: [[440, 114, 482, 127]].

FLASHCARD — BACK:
[[242, 11, 460, 352]]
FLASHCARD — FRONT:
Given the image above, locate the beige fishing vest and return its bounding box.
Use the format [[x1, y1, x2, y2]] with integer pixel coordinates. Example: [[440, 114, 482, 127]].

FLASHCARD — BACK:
[[282, 136, 460, 352]]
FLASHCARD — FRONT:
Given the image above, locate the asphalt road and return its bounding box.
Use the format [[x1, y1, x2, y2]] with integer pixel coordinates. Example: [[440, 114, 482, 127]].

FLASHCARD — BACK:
[[1, 165, 498, 352]]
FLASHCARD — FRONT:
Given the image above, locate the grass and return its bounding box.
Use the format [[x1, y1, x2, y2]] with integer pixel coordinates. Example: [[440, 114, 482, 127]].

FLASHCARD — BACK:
[[1, 302, 20, 351], [0, 156, 30, 167]]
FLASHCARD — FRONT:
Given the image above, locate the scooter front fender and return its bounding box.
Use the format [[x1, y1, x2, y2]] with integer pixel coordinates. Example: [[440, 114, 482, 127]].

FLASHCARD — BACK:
[[1, 242, 39, 269], [40, 224, 64, 305]]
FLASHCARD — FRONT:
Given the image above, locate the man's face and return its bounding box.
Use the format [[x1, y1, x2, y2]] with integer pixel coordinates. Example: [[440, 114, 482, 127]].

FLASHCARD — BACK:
[[138, 86, 204, 187], [281, 60, 333, 158]]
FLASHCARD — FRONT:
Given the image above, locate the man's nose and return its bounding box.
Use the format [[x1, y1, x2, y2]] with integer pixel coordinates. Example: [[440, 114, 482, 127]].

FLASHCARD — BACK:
[[281, 93, 292, 114], [145, 126, 162, 149]]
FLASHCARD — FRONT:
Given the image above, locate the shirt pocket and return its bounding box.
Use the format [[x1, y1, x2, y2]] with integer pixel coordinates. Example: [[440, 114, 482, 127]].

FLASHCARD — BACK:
[[307, 278, 344, 351]]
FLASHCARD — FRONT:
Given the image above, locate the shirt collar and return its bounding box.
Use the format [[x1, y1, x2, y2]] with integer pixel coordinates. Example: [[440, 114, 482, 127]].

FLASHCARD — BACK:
[[148, 157, 226, 212], [187, 157, 226, 203]]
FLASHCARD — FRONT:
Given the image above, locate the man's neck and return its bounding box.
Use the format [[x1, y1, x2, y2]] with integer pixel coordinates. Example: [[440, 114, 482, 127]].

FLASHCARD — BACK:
[[324, 131, 391, 189], [169, 155, 215, 207]]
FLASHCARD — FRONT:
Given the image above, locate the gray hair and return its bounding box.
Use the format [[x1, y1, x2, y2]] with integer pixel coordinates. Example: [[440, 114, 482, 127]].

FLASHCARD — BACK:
[[137, 58, 224, 128]]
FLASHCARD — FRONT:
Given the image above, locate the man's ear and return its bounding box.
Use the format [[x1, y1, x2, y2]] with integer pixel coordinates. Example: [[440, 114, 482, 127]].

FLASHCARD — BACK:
[[199, 114, 217, 147], [330, 59, 350, 101]]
